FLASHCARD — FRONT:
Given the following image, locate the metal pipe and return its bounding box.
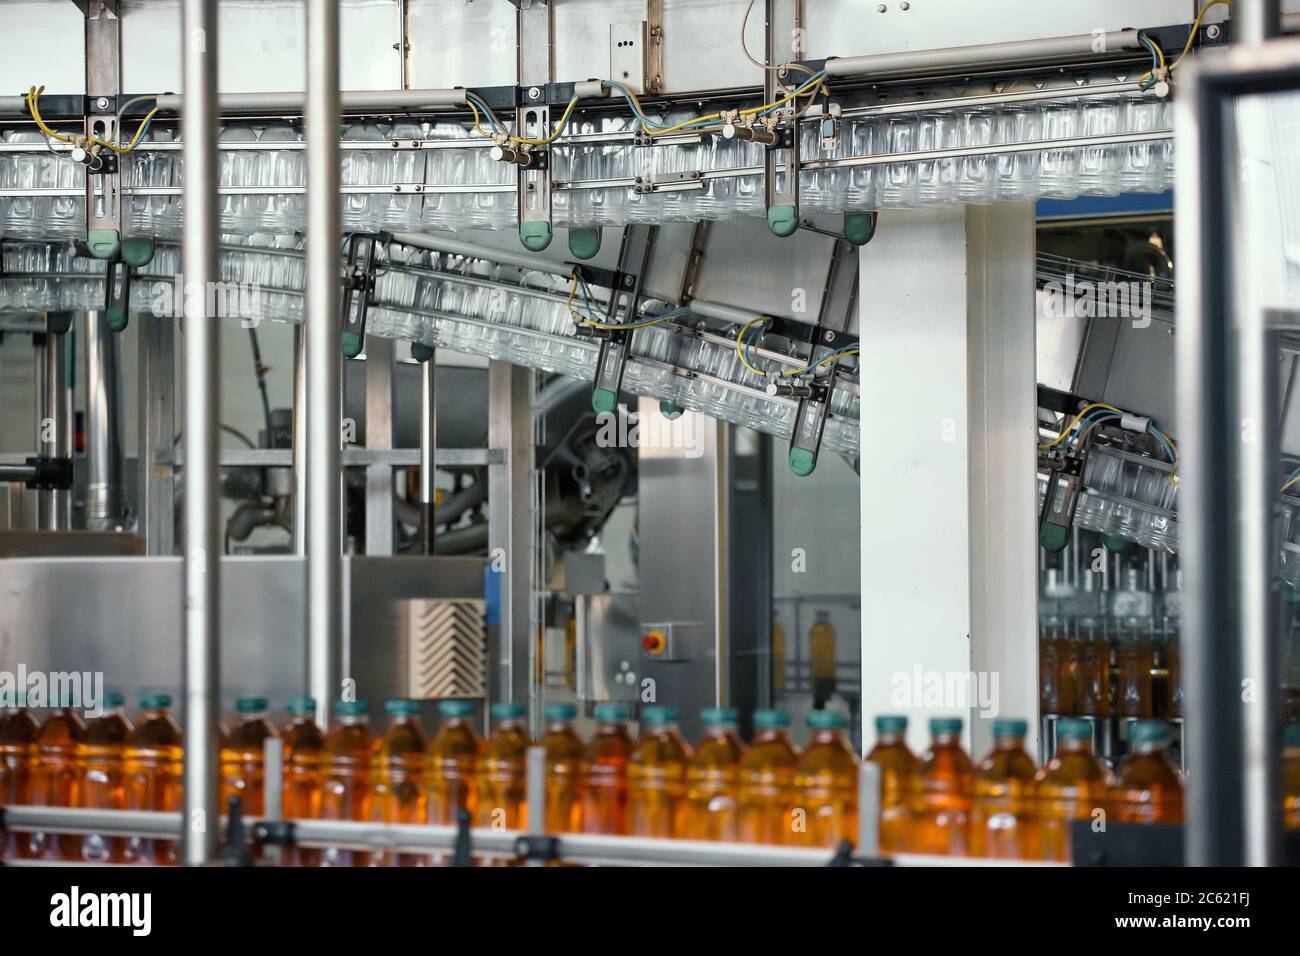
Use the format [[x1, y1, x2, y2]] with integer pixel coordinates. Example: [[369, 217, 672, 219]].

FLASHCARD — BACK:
[[0, 463, 39, 484], [180, 0, 221, 868], [857, 760, 880, 858], [45, 330, 72, 530], [305, 0, 343, 731], [822, 29, 1143, 79], [83, 311, 126, 531], [388, 231, 565, 276], [262, 737, 284, 865], [524, 745, 546, 867], [419, 351, 437, 554], [1237, 0, 1283, 46], [152, 88, 467, 113], [292, 324, 307, 557]]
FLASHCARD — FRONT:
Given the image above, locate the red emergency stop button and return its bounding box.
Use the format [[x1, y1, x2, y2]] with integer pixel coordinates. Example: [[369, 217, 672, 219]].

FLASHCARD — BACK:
[[642, 630, 666, 654]]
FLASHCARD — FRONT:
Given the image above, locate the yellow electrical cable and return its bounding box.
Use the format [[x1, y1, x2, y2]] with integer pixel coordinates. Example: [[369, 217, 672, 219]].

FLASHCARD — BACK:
[[782, 348, 859, 377], [1282, 473, 1300, 494], [582, 314, 677, 331], [1140, 0, 1230, 86], [735, 316, 770, 376], [1037, 402, 1122, 451], [510, 96, 580, 146], [26, 85, 157, 155]]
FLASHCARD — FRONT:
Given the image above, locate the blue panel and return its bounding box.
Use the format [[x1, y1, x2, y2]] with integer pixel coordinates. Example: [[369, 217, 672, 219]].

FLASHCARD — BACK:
[[1037, 190, 1174, 221], [484, 563, 501, 626]]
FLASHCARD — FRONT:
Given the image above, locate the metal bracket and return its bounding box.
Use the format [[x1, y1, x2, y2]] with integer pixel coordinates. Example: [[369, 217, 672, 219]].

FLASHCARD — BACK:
[[251, 819, 298, 848], [513, 834, 560, 862], [1039, 445, 1086, 552], [632, 170, 704, 194], [678, 220, 709, 304], [516, 0, 554, 251], [787, 379, 831, 477], [764, 0, 804, 237], [18, 456, 74, 491], [340, 232, 387, 358], [585, 226, 655, 413], [631, 131, 705, 148]]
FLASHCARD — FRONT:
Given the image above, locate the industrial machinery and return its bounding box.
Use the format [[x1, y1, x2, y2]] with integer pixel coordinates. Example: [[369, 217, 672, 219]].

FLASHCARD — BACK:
[[0, 0, 1298, 891]]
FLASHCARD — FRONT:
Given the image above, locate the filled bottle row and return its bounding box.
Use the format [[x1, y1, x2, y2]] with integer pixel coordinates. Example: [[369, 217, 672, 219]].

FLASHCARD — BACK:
[[9, 694, 1290, 865]]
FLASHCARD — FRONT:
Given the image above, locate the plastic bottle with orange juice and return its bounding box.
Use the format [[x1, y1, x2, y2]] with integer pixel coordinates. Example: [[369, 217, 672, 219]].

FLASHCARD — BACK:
[[476, 701, 531, 833], [370, 699, 428, 866], [680, 707, 745, 841], [736, 709, 797, 845], [537, 702, 585, 835], [1112, 719, 1183, 824], [909, 716, 972, 856], [791, 710, 858, 849], [0, 693, 38, 860], [319, 699, 374, 867], [627, 705, 691, 838], [1035, 717, 1111, 861], [78, 692, 133, 863], [968, 718, 1038, 859], [863, 714, 915, 854], [30, 695, 88, 860], [279, 697, 324, 866], [580, 703, 635, 835], [123, 693, 183, 865]]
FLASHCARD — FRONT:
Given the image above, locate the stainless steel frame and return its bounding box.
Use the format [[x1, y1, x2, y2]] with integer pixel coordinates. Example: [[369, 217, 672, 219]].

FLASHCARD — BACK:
[[1175, 20, 1294, 868]]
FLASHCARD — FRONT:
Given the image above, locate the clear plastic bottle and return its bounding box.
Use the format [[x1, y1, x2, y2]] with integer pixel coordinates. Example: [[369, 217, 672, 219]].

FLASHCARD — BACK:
[[219, 695, 277, 819], [0, 694, 38, 860], [30, 696, 88, 860], [476, 701, 530, 834], [319, 699, 374, 867], [909, 716, 972, 856], [279, 697, 324, 867], [537, 702, 584, 835], [370, 699, 427, 867], [1035, 717, 1111, 862], [425, 699, 483, 826], [864, 714, 916, 854], [968, 718, 1038, 859], [123, 693, 183, 865], [78, 692, 133, 863], [1073, 616, 1110, 718], [736, 709, 797, 846], [809, 611, 838, 709], [580, 702, 635, 835], [1115, 617, 1155, 719], [680, 707, 745, 842], [628, 705, 692, 838], [1283, 723, 1300, 832], [791, 710, 858, 849], [1113, 719, 1183, 824]]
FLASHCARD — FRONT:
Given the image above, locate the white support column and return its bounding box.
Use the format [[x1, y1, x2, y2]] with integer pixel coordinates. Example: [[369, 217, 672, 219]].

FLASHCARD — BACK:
[[858, 204, 1038, 759]]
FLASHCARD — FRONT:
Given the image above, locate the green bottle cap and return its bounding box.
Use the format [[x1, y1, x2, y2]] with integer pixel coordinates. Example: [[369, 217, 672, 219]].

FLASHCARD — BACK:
[[1055, 717, 1093, 741], [594, 702, 629, 723], [808, 710, 848, 730], [437, 699, 474, 719], [642, 705, 677, 725], [1129, 719, 1171, 745], [386, 699, 421, 717], [519, 220, 553, 252], [767, 203, 799, 238], [235, 696, 268, 714], [284, 697, 317, 717], [543, 702, 577, 722], [491, 701, 526, 721], [875, 715, 908, 734], [753, 709, 789, 729], [591, 386, 618, 414], [993, 718, 1028, 738], [700, 707, 738, 726], [102, 692, 126, 709], [930, 716, 963, 736], [140, 693, 172, 710], [333, 699, 368, 717]]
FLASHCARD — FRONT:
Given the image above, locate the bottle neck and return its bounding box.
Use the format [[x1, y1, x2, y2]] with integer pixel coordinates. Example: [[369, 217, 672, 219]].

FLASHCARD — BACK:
[[754, 728, 788, 744], [545, 720, 574, 735], [337, 715, 368, 727], [1057, 737, 1093, 754], [876, 731, 906, 746], [701, 724, 736, 740], [994, 735, 1025, 750], [494, 718, 525, 734], [931, 732, 960, 747], [1133, 740, 1169, 756]]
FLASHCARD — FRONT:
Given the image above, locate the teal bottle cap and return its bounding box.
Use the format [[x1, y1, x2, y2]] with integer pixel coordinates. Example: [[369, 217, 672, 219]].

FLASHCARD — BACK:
[[1129, 719, 1171, 745], [386, 699, 421, 717], [700, 707, 738, 726], [543, 702, 577, 722], [235, 696, 269, 714], [284, 697, 317, 717], [753, 709, 789, 729], [929, 716, 963, 736], [437, 699, 475, 719], [808, 710, 848, 730], [102, 692, 126, 709], [1284, 722, 1300, 747], [993, 718, 1028, 738], [642, 705, 677, 725], [491, 701, 527, 721], [1055, 717, 1093, 741], [594, 702, 629, 723], [140, 693, 172, 710], [333, 699, 368, 717], [875, 715, 908, 734]]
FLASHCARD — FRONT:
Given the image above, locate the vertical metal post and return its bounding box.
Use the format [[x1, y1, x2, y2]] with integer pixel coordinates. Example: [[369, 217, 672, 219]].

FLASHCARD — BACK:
[[524, 745, 546, 867], [180, 0, 220, 868], [487, 362, 533, 707], [305, 0, 342, 730], [44, 330, 72, 530], [84, 311, 126, 531], [1237, 0, 1282, 46], [363, 337, 395, 555], [292, 323, 307, 556], [419, 351, 437, 554], [857, 761, 880, 858], [262, 737, 284, 865], [139, 314, 176, 553]]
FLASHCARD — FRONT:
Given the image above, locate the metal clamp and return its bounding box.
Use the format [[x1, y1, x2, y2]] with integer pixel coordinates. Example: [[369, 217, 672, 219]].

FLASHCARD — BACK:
[[632, 170, 704, 194], [788, 378, 831, 477], [1039, 444, 1086, 552], [340, 232, 388, 358], [514, 834, 561, 862]]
